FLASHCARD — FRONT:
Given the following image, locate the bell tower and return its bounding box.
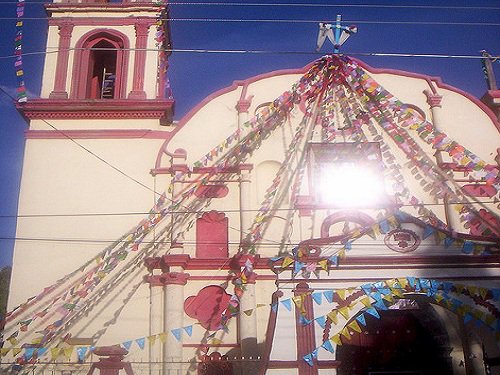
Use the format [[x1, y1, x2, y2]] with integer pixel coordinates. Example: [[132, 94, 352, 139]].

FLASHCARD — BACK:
[[19, 0, 173, 122], [10, 0, 174, 313]]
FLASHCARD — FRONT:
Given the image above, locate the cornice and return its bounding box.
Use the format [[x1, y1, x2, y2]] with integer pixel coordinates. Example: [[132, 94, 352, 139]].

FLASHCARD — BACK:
[[17, 99, 174, 121]]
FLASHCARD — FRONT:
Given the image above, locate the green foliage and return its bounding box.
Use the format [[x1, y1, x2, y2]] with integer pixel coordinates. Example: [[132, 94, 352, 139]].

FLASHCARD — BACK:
[[0, 266, 12, 319]]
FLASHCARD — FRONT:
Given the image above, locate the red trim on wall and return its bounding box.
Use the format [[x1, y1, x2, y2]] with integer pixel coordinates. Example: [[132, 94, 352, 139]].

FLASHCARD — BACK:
[[50, 22, 74, 99], [128, 20, 150, 99], [258, 290, 282, 375], [25, 129, 172, 140], [294, 282, 318, 375]]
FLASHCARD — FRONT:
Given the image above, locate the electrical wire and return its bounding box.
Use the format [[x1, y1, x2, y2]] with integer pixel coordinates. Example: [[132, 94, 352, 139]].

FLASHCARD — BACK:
[[0, 47, 497, 61], [0, 200, 497, 219], [0, 16, 498, 26], [1, 1, 500, 10]]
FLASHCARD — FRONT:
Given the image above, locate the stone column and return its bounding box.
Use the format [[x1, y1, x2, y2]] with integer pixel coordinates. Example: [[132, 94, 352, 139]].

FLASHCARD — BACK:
[[162, 272, 189, 375], [239, 167, 252, 244], [144, 274, 164, 375], [424, 90, 462, 232], [170, 151, 188, 251], [238, 271, 258, 375], [128, 20, 149, 99], [49, 22, 73, 99]]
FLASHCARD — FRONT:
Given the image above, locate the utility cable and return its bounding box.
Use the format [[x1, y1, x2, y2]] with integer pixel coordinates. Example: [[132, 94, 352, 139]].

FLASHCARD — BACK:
[[1, 1, 499, 10], [0, 47, 498, 60]]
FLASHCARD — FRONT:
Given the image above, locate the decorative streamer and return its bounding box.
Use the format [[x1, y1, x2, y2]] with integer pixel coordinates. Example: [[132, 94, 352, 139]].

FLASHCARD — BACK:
[[14, 0, 27, 102]]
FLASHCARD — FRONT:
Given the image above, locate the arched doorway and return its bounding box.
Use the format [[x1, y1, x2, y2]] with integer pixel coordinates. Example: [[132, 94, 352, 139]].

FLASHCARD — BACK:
[[336, 299, 454, 375]]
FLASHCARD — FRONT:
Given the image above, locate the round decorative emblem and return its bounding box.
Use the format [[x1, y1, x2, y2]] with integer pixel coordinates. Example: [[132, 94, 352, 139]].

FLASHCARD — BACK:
[[384, 228, 420, 253]]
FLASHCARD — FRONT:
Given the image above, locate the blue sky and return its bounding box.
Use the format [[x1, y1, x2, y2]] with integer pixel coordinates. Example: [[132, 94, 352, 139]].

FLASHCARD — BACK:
[[0, 0, 498, 267]]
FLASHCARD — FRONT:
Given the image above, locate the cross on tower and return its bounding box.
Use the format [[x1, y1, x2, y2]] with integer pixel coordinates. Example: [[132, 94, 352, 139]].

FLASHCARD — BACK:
[[316, 15, 358, 53]]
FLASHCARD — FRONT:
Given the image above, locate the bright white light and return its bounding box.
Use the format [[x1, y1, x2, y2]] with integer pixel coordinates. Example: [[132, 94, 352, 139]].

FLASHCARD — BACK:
[[318, 163, 385, 207]]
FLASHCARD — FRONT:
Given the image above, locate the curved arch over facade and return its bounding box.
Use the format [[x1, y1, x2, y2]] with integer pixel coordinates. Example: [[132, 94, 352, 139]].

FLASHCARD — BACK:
[[70, 29, 130, 99], [320, 210, 375, 238]]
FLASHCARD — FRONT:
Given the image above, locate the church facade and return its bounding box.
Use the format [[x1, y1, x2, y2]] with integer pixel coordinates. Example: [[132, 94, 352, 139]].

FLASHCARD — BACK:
[[4, 1, 500, 375]]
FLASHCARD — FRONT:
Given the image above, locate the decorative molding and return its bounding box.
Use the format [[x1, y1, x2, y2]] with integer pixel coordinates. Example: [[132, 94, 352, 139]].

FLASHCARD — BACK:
[[25, 129, 171, 140], [184, 285, 231, 330], [160, 271, 189, 286], [17, 99, 174, 121]]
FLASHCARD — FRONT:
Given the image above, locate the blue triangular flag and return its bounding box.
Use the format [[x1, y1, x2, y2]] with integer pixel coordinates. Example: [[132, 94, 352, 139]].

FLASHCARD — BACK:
[[294, 261, 305, 275], [373, 300, 387, 310], [365, 307, 380, 319], [37, 347, 48, 358], [76, 347, 88, 361], [323, 290, 334, 303], [321, 339, 335, 353], [303, 353, 314, 366], [379, 219, 390, 233], [407, 276, 417, 288], [312, 292, 323, 305], [329, 255, 338, 266], [423, 225, 435, 239], [444, 236, 454, 248], [462, 241, 474, 254], [356, 313, 367, 326], [183, 325, 193, 337], [281, 299, 292, 311], [122, 340, 133, 350], [315, 316, 327, 329], [171, 328, 182, 341], [463, 313, 474, 324], [136, 337, 146, 350], [311, 348, 318, 358], [24, 348, 36, 360], [344, 241, 352, 250], [361, 284, 373, 295]]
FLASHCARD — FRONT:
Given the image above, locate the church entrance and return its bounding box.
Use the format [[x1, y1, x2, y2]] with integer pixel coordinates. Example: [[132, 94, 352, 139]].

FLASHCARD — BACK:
[[336, 300, 454, 375]]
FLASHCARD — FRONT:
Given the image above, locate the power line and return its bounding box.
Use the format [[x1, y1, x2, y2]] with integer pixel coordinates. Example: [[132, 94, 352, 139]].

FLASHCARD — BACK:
[[0, 17, 498, 26], [0, 200, 497, 219], [0, 47, 496, 61], [1, 2, 500, 10]]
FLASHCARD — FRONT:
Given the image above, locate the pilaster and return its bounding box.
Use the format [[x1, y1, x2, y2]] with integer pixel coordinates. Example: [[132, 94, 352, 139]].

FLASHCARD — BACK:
[[49, 22, 74, 99]]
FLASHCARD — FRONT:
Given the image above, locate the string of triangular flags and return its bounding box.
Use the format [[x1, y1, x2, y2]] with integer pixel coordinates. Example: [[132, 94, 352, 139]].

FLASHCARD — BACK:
[[289, 278, 500, 366], [14, 0, 27, 102]]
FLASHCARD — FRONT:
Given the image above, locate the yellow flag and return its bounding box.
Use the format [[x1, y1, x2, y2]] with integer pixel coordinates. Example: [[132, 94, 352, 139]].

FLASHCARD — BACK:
[[359, 296, 372, 307], [282, 257, 294, 268], [327, 310, 339, 324], [147, 335, 157, 346], [50, 348, 61, 361], [318, 259, 328, 271], [390, 288, 404, 298], [292, 296, 303, 309], [256, 303, 267, 308], [63, 347, 74, 360], [0, 348, 10, 357], [243, 309, 253, 316], [467, 286, 478, 296], [397, 278, 409, 288], [330, 334, 342, 346], [158, 333, 168, 343], [434, 293, 444, 303], [479, 288, 488, 299], [12, 348, 22, 357], [348, 320, 362, 333], [382, 294, 394, 303], [340, 327, 351, 340], [211, 338, 222, 345], [336, 289, 346, 300], [338, 306, 350, 320]]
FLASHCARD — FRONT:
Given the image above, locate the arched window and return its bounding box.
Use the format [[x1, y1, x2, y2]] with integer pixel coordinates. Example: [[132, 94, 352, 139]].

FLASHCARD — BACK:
[[71, 30, 129, 99]]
